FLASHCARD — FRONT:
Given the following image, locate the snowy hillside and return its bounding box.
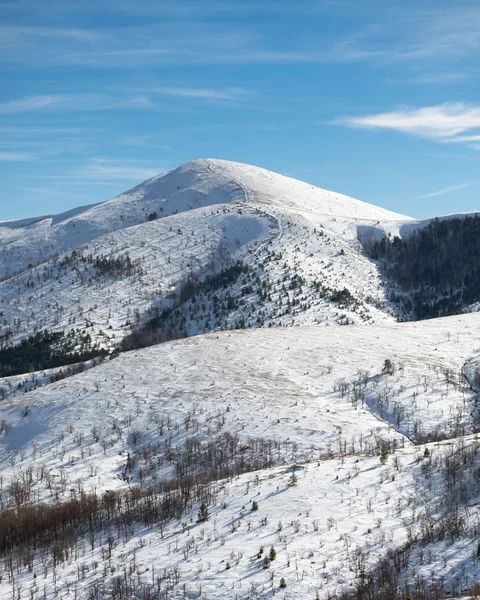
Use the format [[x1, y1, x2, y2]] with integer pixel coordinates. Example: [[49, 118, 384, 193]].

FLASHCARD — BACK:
[[0, 158, 411, 280], [0, 160, 245, 279], [1, 314, 480, 598], [204, 158, 410, 220], [3, 312, 480, 491], [1, 158, 417, 366]]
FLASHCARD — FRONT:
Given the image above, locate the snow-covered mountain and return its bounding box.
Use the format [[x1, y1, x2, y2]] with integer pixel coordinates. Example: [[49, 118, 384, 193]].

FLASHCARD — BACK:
[[1, 159, 480, 600], [0, 159, 416, 358], [0, 158, 410, 277]]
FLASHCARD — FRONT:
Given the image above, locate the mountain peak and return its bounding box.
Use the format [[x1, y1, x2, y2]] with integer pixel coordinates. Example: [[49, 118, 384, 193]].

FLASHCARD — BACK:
[[0, 158, 412, 278]]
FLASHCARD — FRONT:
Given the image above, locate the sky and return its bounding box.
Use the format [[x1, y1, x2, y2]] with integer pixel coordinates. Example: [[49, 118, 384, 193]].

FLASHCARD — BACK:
[[1, 0, 480, 220]]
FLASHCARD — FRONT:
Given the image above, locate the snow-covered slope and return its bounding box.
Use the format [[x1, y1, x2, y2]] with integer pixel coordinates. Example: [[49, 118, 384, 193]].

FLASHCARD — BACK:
[[2, 312, 479, 493], [0, 160, 243, 278], [1, 313, 480, 599], [205, 158, 410, 220], [0, 159, 415, 356], [0, 204, 277, 346], [0, 158, 411, 279]]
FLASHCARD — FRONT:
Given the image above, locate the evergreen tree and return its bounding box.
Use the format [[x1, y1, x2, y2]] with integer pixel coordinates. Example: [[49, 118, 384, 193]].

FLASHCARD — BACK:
[[382, 359, 395, 376], [197, 502, 210, 523]]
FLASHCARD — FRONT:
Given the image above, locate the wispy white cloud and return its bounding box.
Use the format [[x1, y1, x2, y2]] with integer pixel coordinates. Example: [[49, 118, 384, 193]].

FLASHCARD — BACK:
[[22, 158, 163, 184], [79, 159, 161, 181], [414, 182, 477, 200], [0, 126, 84, 135], [20, 186, 102, 203], [0, 0, 322, 19], [133, 86, 249, 100], [326, 6, 480, 65], [389, 6, 480, 62], [0, 94, 154, 114], [120, 135, 171, 150], [448, 134, 480, 144], [0, 95, 66, 114], [402, 72, 470, 85], [335, 103, 480, 148], [1, 4, 480, 70], [0, 24, 106, 44], [0, 22, 391, 68], [108, 0, 340, 17], [0, 152, 33, 161]]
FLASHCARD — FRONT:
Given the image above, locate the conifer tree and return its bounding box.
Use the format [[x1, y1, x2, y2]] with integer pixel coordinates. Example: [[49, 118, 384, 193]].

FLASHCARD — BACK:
[[197, 502, 210, 523]]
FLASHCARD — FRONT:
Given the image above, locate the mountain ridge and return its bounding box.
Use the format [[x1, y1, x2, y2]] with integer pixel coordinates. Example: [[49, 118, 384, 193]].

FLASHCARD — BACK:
[[0, 158, 413, 279]]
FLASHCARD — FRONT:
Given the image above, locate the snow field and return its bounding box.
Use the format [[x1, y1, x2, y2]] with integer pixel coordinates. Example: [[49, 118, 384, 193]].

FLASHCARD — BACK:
[[2, 312, 480, 508]]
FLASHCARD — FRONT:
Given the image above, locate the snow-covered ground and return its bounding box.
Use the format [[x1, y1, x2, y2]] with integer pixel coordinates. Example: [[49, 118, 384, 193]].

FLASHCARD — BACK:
[[1, 315, 480, 598], [0, 158, 410, 279], [0, 203, 277, 348], [2, 159, 480, 599], [1, 159, 410, 355], [2, 312, 479, 499]]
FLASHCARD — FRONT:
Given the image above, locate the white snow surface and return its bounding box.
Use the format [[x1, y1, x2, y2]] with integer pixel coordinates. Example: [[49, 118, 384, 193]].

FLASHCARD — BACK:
[[0, 158, 414, 352], [0, 158, 411, 279], [0, 314, 480, 598], [2, 159, 480, 599], [2, 312, 479, 495]]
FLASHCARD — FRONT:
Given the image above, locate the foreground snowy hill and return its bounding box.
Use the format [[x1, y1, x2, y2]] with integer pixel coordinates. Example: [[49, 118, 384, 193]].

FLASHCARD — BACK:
[[0, 314, 480, 598], [3, 312, 480, 495]]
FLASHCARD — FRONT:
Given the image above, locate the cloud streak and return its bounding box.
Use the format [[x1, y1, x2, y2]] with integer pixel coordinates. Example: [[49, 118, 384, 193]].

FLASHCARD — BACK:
[[0, 94, 155, 114], [132, 86, 248, 100], [335, 103, 480, 148], [0, 88, 249, 117], [78, 159, 161, 182], [0, 126, 84, 135], [1, 4, 480, 72], [0, 152, 33, 161], [0, 95, 66, 114], [0, 23, 393, 68], [23, 159, 164, 183], [414, 182, 477, 200]]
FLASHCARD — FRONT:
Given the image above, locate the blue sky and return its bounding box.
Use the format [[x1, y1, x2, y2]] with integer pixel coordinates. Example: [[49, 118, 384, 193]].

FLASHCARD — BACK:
[[1, 0, 480, 220]]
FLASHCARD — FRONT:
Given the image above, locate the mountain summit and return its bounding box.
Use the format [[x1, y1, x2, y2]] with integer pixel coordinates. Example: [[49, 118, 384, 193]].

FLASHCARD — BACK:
[[0, 158, 411, 278]]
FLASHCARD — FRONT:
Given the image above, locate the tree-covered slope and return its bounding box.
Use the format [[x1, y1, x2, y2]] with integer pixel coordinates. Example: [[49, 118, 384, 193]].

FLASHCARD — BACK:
[[365, 215, 480, 319]]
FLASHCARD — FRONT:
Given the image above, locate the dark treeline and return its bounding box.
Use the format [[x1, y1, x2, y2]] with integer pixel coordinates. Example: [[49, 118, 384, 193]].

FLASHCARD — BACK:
[[59, 250, 143, 280], [121, 261, 253, 350], [0, 432, 274, 553], [364, 215, 480, 319], [0, 329, 108, 377], [178, 260, 250, 303], [0, 474, 213, 557]]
